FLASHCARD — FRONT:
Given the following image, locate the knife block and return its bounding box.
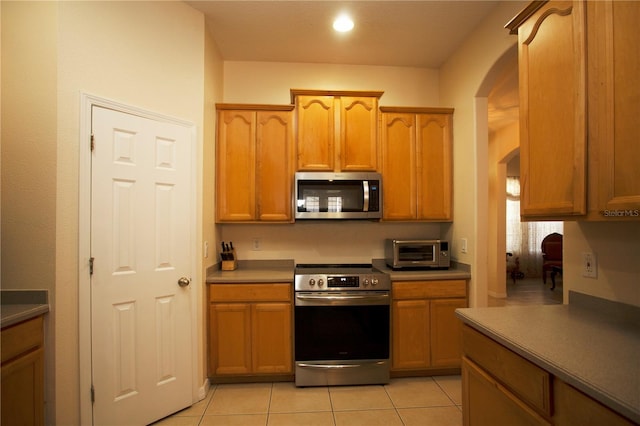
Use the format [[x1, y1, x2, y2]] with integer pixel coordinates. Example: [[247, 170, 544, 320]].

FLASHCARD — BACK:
[[221, 249, 237, 271]]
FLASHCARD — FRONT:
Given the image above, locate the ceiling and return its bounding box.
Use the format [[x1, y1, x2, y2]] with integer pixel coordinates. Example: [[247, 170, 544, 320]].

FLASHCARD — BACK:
[[186, 0, 519, 130], [186, 0, 501, 68]]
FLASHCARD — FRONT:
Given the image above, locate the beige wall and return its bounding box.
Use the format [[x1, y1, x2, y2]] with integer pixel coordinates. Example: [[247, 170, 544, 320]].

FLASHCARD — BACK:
[[1, 2, 58, 292], [2, 1, 211, 424], [439, 0, 528, 306], [564, 222, 640, 306], [223, 61, 440, 106]]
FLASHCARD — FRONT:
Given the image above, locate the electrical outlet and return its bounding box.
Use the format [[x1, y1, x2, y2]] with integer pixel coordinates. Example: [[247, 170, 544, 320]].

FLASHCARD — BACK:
[[582, 252, 597, 278], [204, 241, 209, 258], [252, 238, 261, 251], [461, 238, 468, 254]]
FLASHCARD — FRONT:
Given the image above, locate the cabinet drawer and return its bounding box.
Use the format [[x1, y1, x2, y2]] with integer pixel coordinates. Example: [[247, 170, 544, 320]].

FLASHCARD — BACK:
[[1, 316, 44, 364], [462, 324, 551, 417], [210, 283, 291, 303], [463, 356, 551, 425], [393, 280, 466, 299], [553, 379, 635, 426]]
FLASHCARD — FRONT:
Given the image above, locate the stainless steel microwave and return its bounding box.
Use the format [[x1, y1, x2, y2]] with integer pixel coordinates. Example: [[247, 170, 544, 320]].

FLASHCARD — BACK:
[[294, 172, 382, 220], [385, 239, 450, 269]]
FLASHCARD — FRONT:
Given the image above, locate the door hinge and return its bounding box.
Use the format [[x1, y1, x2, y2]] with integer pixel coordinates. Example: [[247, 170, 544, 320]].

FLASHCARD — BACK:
[[91, 385, 95, 404], [89, 257, 95, 275], [90, 133, 95, 151]]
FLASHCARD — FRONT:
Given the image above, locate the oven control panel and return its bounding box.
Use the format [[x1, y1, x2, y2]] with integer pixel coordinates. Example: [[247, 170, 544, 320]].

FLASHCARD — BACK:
[[328, 276, 359, 287], [294, 273, 390, 291]]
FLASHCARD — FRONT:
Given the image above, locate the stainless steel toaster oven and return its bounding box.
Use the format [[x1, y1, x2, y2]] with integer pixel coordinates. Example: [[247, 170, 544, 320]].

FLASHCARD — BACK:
[[385, 239, 450, 269]]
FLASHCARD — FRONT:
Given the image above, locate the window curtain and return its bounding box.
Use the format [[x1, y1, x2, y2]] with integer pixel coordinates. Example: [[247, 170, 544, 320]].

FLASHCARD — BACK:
[[506, 177, 563, 278]]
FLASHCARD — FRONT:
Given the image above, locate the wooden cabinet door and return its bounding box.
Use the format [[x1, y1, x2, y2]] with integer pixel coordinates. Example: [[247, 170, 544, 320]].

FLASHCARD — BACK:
[[518, 0, 587, 218], [1, 316, 45, 426], [417, 113, 453, 220], [392, 299, 430, 369], [256, 110, 294, 221], [381, 113, 417, 220], [340, 96, 379, 171], [589, 0, 640, 220], [553, 379, 635, 426], [462, 357, 551, 426], [216, 110, 256, 221], [296, 95, 335, 171], [1, 347, 45, 426], [210, 303, 252, 375], [251, 303, 292, 374], [430, 298, 465, 367]]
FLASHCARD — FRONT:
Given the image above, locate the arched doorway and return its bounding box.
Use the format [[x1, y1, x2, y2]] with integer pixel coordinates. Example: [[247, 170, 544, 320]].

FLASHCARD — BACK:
[[478, 46, 520, 302], [481, 46, 564, 305]]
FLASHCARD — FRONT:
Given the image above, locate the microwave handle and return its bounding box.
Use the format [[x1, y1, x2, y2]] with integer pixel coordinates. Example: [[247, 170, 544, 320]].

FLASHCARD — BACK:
[[363, 181, 370, 212]]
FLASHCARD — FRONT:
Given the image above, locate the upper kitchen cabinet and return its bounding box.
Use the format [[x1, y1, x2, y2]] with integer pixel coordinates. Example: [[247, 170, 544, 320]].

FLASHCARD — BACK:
[[587, 0, 640, 220], [509, 0, 587, 218], [507, 0, 640, 221], [380, 107, 453, 221], [216, 104, 295, 222], [291, 89, 383, 172]]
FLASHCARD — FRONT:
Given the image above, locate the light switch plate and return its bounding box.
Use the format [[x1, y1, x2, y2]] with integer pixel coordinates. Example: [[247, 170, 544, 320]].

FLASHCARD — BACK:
[[582, 252, 597, 278]]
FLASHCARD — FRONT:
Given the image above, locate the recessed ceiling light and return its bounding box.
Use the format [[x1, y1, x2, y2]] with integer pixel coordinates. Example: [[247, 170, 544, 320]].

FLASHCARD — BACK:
[[333, 14, 354, 32]]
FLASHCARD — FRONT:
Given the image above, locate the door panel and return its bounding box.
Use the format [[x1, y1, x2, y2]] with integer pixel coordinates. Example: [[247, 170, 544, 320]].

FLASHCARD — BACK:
[[91, 106, 193, 425]]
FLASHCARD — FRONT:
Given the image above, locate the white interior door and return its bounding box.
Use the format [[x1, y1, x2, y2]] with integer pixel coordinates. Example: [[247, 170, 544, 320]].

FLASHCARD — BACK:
[[90, 106, 193, 425]]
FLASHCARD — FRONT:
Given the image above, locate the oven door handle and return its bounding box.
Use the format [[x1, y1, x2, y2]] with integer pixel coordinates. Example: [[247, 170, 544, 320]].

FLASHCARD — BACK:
[[297, 361, 386, 369], [295, 293, 389, 305]]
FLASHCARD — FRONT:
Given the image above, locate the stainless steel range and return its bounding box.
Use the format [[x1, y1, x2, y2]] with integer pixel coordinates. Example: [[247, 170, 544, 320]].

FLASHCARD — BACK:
[[294, 263, 391, 387]]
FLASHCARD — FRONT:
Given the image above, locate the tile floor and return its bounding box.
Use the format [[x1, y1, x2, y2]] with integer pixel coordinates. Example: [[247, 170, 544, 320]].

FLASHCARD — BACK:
[[153, 375, 462, 426]]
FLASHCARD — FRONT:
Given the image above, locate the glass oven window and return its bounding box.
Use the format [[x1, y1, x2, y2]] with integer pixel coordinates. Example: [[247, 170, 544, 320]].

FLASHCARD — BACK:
[[295, 304, 389, 361], [398, 244, 435, 262], [297, 180, 364, 213]]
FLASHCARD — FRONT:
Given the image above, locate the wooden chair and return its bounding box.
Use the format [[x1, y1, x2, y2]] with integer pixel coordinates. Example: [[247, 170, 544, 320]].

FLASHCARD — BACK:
[[541, 233, 563, 289], [507, 252, 524, 284]]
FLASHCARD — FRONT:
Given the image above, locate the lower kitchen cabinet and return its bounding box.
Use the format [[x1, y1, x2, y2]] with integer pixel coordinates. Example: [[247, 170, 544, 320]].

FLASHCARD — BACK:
[[462, 356, 551, 426], [462, 324, 635, 426], [553, 378, 634, 426], [208, 283, 293, 378], [1, 316, 45, 426], [391, 280, 467, 373]]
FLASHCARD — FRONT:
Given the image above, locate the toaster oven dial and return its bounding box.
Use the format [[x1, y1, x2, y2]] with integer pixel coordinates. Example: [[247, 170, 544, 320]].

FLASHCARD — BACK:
[[317, 278, 324, 287], [371, 278, 379, 286], [362, 279, 370, 287], [308, 278, 316, 286]]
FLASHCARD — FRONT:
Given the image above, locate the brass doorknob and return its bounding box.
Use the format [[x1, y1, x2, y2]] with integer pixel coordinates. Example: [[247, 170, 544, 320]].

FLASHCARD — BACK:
[[178, 277, 191, 287]]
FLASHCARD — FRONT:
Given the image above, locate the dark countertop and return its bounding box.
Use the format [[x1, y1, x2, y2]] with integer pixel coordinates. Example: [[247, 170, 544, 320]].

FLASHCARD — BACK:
[[206, 259, 471, 284], [1, 290, 50, 328], [206, 259, 295, 284], [456, 291, 640, 424], [373, 259, 471, 281]]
